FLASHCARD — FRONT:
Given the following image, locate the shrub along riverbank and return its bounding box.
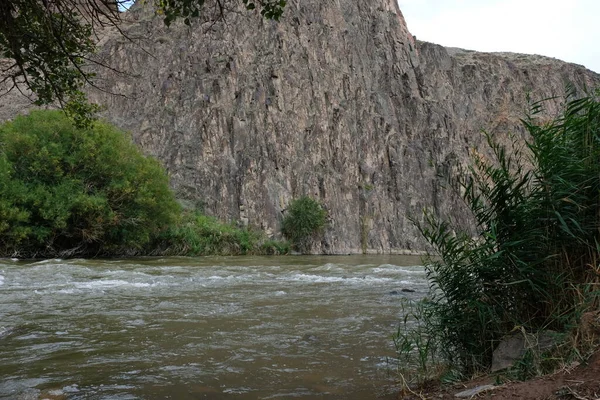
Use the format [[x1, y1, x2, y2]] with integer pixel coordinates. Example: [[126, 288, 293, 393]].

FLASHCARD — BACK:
[[0, 110, 289, 258], [395, 89, 600, 391], [150, 210, 290, 256]]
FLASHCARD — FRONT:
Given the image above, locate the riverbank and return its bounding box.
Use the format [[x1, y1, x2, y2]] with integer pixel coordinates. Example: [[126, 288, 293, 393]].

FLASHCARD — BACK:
[[399, 348, 600, 399]]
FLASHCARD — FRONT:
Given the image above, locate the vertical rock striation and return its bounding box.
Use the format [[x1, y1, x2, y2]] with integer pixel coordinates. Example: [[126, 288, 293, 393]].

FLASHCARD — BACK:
[[7, 0, 600, 253]]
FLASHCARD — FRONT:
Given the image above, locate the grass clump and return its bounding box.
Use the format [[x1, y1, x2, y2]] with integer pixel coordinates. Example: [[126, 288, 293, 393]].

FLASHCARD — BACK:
[[393, 299, 452, 389], [282, 196, 327, 253], [260, 239, 291, 255], [402, 89, 600, 381], [151, 211, 290, 256]]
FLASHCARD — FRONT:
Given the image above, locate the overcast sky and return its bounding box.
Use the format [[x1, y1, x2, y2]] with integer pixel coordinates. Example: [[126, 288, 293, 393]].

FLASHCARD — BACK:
[[397, 0, 600, 73]]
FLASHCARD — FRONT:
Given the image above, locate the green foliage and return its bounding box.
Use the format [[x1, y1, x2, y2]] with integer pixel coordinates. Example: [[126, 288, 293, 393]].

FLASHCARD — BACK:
[[282, 196, 327, 252], [0, 110, 289, 258], [156, 0, 286, 26], [0, 110, 180, 258], [151, 211, 289, 255], [155, 0, 206, 26], [393, 299, 454, 390], [241, 0, 286, 20], [0, 0, 107, 126], [260, 239, 291, 255], [415, 90, 600, 375], [0, 0, 286, 126]]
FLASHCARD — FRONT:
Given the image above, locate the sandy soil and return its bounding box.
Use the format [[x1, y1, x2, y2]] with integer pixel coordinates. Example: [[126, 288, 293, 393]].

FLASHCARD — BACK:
[[398, 350, 600, 400]]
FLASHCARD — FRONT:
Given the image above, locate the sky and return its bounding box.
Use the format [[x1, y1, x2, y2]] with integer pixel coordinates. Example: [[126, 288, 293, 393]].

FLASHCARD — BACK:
[[120, 0, 135, 10], [119, 0, 599, 74], [397, 0, 600, 73]]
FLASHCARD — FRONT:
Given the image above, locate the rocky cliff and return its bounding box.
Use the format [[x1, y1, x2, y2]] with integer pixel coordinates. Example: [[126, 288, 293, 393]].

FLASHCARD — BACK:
[[6, 0, 600, 253]]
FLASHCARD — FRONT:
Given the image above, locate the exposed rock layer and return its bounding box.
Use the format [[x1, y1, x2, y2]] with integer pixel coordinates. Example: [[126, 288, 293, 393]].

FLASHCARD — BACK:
[[6, 0, 600, 253]]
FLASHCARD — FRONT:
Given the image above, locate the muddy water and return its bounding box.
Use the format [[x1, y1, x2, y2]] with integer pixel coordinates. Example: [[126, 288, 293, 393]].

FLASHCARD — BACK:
[[0, 255, 427, 399]]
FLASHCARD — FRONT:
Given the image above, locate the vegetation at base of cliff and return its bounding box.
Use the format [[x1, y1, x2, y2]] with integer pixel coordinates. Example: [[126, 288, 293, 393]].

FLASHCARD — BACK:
[[282, 196, 327, 253], [396, 90, 600, 385], [0, 110, 180, 258], [149, 211, 290, 256], [0, 110, 289, 258]]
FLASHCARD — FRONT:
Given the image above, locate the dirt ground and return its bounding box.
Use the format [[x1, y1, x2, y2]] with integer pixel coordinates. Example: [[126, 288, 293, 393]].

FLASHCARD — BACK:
[[398, 350, 600, 400]]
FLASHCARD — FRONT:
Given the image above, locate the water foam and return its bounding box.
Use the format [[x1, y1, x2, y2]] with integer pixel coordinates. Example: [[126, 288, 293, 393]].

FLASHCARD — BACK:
[[312, 263, 347, 273], [285, 273, 393, 284], [223, 387, 254, 394], [205, 275, 235, 281], [55, 287, 80, 294], [371, 266, 426, 275], [31, 259, 61, 265], [104, 269, 154, 278], [73, 280, 158, 290]]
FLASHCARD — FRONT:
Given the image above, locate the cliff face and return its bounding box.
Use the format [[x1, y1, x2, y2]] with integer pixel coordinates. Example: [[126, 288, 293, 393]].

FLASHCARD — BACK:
[[11, 0, 600, 253]]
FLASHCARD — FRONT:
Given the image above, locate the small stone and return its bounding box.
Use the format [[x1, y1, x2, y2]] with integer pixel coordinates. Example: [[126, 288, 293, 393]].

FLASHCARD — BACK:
[[491, 333, 527, 372], [401, 288, 415, 293], [39, 388, 66, 400], [454, 384, 495, 398], [491, 330, 561, 372], [537, 330, 560, 351], [301, 334, 318, 342]]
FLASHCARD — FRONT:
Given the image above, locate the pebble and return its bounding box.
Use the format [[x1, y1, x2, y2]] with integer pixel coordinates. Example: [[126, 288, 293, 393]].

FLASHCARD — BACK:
[[454, 384, 495, 398]]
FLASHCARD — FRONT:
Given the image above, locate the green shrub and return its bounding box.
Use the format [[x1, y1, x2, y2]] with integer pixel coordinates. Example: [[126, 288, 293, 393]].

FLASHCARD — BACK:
[[282, 196, 327, 252], [152, 211, 289, 256], [260, 239, 291, 255], [0, 110, 180, 258], [415, 90, 600, 375]]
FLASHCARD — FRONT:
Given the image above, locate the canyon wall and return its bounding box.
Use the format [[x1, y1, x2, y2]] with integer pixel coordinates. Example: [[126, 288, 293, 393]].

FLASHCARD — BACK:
[[6, 0, 600, 253]]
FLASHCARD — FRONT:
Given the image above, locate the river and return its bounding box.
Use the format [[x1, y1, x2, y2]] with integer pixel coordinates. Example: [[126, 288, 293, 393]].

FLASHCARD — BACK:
[[0, 255, 427, 399]]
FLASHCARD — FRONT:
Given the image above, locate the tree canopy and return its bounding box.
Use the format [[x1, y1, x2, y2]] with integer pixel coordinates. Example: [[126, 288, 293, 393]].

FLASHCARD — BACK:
[[0, 110, 181, 258], [0, 0, 286, 126]]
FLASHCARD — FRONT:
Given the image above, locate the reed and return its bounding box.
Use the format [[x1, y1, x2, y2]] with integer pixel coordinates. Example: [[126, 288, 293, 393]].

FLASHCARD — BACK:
[[414, 89, 600, 375]]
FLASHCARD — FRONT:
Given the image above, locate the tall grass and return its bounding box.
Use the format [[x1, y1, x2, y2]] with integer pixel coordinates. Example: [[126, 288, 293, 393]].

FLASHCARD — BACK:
[[413, 89, 600, 375], [150, 211, 290, 256], [393, 299, 448, 388]]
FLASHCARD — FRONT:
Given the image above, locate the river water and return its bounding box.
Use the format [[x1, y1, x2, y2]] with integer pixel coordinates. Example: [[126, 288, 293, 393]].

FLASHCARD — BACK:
[[0, 255, 427, 399]]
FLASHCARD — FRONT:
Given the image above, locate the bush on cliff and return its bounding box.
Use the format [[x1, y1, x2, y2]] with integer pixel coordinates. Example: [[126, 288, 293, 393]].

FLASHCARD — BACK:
[[0, 110, 180, 258], [282, 196, 327, 252], [403, 89, 600, 378]]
